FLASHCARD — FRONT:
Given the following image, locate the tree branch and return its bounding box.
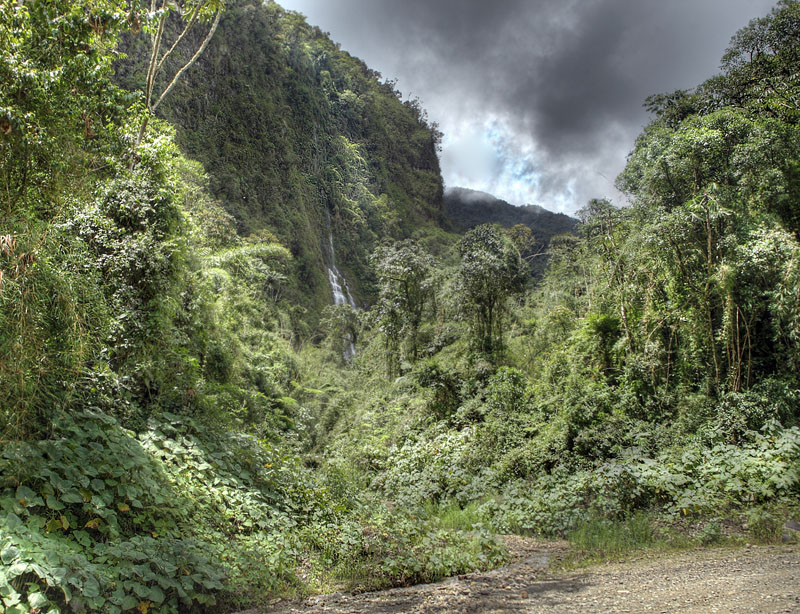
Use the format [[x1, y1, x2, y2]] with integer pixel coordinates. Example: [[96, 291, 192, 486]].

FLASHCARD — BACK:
[[155, 2, 203, 74], [144, 11, 167, 111], [152, 10, 220, 113]]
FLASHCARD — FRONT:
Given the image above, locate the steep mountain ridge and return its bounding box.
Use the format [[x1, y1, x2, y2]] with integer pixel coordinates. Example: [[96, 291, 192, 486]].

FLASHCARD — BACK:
[[444, 187, 576, 237], [116, 0, 447, 316]]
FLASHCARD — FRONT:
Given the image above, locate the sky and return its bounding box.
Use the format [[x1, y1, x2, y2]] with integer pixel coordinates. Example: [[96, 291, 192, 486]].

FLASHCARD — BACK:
[[278, 0, 777, 214]]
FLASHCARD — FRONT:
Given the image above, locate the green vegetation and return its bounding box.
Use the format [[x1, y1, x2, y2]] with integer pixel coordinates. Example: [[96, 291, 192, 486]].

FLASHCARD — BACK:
[[306, 0, 800, 573], [372, 240, 437, 374], [455, 225, 528, 357], [560, 502, 799, 569], [443, 187, 577, 277], [115, 0, 449, 322], [0, 2, 493, 612], [2, 1, 800, 613]]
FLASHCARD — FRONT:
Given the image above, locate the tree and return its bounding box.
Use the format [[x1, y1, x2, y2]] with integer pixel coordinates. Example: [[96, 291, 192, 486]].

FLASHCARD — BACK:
[[455, 225, 527, 358], [611, 0, 800, 399], [0, 0, 132, 217], [371, 240, 436, 375], [1, 0, 136, 437]]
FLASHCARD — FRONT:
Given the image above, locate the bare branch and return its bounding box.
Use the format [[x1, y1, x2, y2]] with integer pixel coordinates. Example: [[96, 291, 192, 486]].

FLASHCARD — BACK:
[[144, 12, 167, 110], [155, 2, 203, 74], [152, 10, 220, 112]]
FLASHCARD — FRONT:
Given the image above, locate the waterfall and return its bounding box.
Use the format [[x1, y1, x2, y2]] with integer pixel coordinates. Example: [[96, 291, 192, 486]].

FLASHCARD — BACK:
[[326, 232, 356, 309], [324, 213, 357, 359]]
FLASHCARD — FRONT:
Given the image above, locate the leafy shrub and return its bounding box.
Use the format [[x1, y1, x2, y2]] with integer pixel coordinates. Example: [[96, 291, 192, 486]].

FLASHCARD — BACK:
[[0, 408, 324, 613], [1, 411, 222, 613], [414, 360, 463, 419], [311, 508, 507, 591], [642, 424, 800, 514], [377, 425, 485, 506], [481, 458, 649, 537], [479, 424, 800, 537], [713, 380, 800, 443]]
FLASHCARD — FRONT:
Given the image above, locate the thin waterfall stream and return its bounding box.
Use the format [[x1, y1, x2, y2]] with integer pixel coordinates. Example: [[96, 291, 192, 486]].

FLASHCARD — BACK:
[[324, 212, 357, 359]]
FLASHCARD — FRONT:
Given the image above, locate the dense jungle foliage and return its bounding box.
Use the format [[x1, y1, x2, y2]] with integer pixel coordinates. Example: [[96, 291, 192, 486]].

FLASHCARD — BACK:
[[2, 1, 800, 613]]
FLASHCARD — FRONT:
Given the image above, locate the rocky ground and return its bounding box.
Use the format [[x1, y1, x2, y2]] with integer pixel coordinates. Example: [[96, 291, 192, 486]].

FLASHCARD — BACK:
[[242, 539, 800, 614]]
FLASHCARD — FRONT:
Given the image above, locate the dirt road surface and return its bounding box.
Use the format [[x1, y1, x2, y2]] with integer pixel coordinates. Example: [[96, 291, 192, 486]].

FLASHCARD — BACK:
[[249, 541, 800, 614]]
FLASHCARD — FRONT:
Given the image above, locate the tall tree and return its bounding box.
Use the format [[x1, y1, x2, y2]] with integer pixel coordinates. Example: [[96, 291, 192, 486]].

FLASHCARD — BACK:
[[612, 0, 800, 399], [371, 240, 436, 374], [455, 225, 527, 358]]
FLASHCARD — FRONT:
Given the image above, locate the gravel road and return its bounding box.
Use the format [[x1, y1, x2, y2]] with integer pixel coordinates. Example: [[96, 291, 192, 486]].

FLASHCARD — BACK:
[[250, 541, 800, 614]]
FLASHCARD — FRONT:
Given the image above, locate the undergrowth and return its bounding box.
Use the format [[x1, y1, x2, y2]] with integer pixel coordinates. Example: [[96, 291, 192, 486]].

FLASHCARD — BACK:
[[559, 501, 799, 569], [0, 408, 508, 614], [559, 512, 693, 568]]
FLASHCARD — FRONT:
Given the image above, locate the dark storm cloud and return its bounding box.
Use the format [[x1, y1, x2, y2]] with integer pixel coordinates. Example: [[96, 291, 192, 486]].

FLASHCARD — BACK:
[[279, 0, 778, 212]]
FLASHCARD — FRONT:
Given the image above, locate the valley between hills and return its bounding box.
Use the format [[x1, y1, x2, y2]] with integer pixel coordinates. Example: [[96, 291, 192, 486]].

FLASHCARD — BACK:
[[2, 1, 800, 613]]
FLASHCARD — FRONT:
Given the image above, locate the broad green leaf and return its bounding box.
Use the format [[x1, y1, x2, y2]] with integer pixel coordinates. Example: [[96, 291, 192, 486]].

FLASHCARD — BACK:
[[2, 587, 21, 606], [28, 591, 48, 608], [147, 586, 164, 604], [132, 582, 149, 598], [28, 515, 46, 530], [7, 563, 28, 579], [60, 490, 83, 504], [15, 486, 41, 507], [87, 595, 106, 609], [30, 563, 48, 580], [109, 588, 125, 606], [83, 575, 100, 598], [46, 518, 63, 533], [4, 513, 22, 529], [1, 546, 20, 565], [45, 495, 64, 511]]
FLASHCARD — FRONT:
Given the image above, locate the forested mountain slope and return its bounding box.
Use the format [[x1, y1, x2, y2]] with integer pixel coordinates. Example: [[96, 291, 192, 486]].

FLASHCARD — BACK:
[[444, 187, 577, 275], [444, 187, 576, 238], [116, 0, 448, 314]]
